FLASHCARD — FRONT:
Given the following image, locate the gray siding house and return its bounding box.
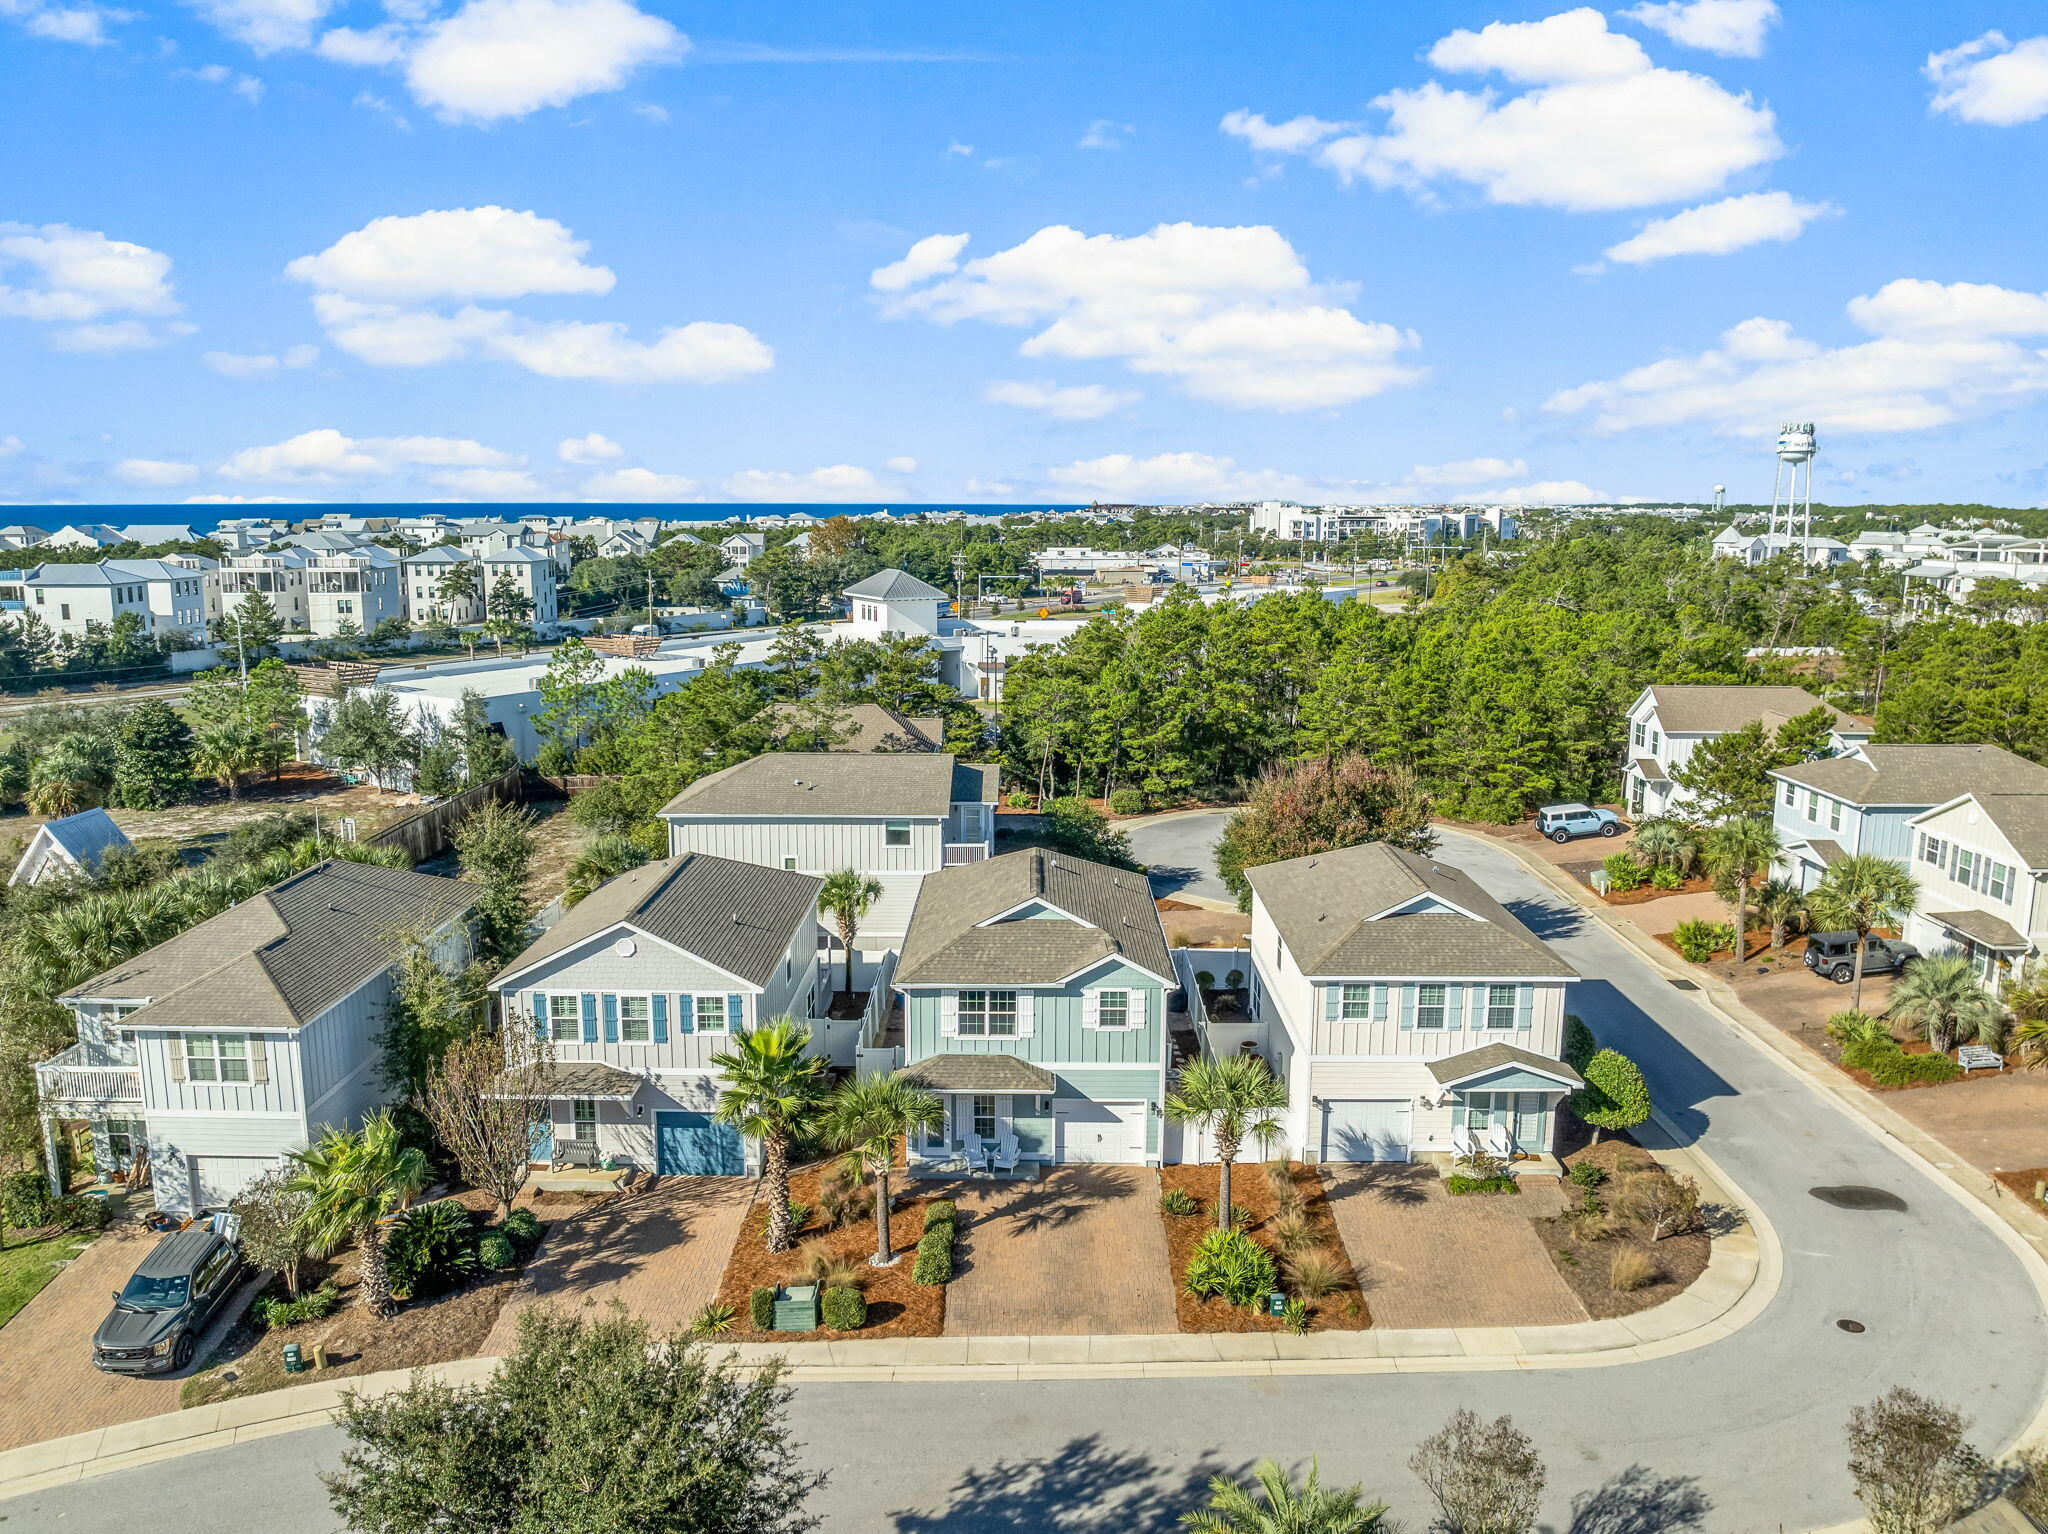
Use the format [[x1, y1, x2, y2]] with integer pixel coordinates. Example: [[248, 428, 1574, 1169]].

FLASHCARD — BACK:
[[36, 861, 477, 1212], [891, 847, 1175, 1171], [489, 852, 824, 1175]]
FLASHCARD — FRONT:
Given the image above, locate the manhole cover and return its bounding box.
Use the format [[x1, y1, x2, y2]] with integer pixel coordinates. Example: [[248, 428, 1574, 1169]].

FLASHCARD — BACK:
[[1668, 979, 1699, 991], [1809, 1185, 1909, 1212], [1838, 1319, 1866, 1334]]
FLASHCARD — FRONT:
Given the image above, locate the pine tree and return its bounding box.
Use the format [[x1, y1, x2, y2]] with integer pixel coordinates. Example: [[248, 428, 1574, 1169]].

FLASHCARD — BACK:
[[113, 698, 195, 809]]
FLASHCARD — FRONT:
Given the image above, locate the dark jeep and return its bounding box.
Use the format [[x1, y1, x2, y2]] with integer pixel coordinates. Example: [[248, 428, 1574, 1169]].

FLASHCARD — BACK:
[[91, 1223, 242, 1374], [1803, 930, 1920, 985]]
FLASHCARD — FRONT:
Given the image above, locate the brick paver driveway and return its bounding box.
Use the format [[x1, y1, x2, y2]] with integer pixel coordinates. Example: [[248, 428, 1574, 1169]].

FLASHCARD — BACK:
[[943, 1167, 1179, 1337], [482, 1177, 751, 1353], [1320, 1164, 1588, 1330]]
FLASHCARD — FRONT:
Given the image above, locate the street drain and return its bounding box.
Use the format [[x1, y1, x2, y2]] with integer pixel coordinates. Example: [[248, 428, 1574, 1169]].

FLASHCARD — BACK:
[[1810, 1185, 1910, 1212], [1669, 979, 1699, 991], [1838, 1320, 1866, 1334]]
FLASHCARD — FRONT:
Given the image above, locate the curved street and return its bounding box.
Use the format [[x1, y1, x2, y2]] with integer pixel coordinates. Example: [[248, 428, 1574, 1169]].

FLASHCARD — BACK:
[[12, 822, 2047, 1534]]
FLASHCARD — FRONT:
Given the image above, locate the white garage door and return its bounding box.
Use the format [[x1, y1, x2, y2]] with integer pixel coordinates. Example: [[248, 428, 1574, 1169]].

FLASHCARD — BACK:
[[191, 1156, 277, 1211], [1053, 1100, 1148, 1165], [1320, 1100, 1412, 1163]]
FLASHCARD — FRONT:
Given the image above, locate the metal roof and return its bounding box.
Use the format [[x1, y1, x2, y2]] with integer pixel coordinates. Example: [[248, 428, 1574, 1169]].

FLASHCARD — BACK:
[[33, 808, 132, 875], [494, 1061, 644, 1100], [842, 568, 949, 602], [895, 847, 1171, 986]]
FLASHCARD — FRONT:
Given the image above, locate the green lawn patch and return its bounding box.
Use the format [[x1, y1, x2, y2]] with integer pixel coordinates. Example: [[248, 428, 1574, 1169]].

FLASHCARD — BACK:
[[0, 1227, 95, 1329]]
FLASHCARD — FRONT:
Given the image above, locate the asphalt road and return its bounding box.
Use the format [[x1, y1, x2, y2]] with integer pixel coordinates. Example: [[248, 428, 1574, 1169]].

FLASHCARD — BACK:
[[1127, 810, 1234, 903], [15, 827, 2047, 1534]]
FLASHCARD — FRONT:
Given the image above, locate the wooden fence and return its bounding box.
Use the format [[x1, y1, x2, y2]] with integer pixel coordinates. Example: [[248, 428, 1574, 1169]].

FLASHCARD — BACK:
[[364, 767, 561, 864]]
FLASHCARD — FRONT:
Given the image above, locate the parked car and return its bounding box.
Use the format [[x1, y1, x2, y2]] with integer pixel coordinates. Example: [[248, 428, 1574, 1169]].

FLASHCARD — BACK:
[[1804, 931, 1920, 984], [91, 1220, 243, 1374], [1536, 803, 1625, 843]]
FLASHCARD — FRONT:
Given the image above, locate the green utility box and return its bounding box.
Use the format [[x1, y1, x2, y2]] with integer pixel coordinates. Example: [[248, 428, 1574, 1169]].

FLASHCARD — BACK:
[[772, 1284, 820, 1332], [282, 1342, 306, 1374]]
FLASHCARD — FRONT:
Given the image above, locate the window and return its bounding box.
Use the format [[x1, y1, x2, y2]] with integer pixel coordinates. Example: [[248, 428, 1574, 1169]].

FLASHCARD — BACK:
[[571, 1100, 598, 1141], [618, 996, 651, 1043], [884, 820, 911, 847], [1095, 989, 1134, 1029], [1783, 781, 1795, 807], [1805, 790, 1819, 821], [1919, 833, 1947, 868], [782, 857, 797, 870], [1339, 984, 1372, 1020], [957, 989, 1017, 1036], [1828, 797, 1842, 831], [1633, 721, 1645, 747], [1954, 848, 1977, 889], [1486, 985, 1516, 1030], [547, 994, 580, 1042], [105, 1120, 143, 1169], [1988, 860, 2014, 902], [682, 994, 731, 1033], [971, 1094, 997, 1141], [1416, 985, 1447, 1029], [184, 1033, 248, 1083]]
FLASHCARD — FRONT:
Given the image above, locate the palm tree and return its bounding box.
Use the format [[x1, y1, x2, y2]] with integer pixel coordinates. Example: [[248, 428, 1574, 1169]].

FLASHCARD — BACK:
[[814, 1073, 943, 1266], [192, 721, 263, 801], [1885, 954, 2004, 1054], [1182, 1459, 1388, 1534], [1631, 819, 1690, 877], [1701, 817, 1781, 961], [818, 868, 884, 997], [1754, 877, 1807, 951], [286, 1108, 429, 1318], [1165, 1054, 1289, 1230], [710, 1019, 828, 1254], [1807, 853, 1920, 1014]]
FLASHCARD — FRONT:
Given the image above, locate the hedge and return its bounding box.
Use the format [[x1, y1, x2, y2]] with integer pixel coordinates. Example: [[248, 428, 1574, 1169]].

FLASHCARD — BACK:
[[821, 1285, 867, 1331], [749, 1286, 775, 1329], [912, 1228, 954, 1286]]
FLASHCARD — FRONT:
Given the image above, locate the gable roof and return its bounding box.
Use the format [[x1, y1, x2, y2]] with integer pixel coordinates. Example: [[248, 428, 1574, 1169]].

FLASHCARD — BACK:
[[894, 846, 1171, 986], [843, 567, 948, 602], [1774, 744, 2048, 807], [62, 860, 478, 1030], [1427, 1042, 1583, 1089], [1643, 684, 1868, 736], [493, 852, 820, 989], [1949, 794, 2048, 867], [659, 752, 994, 819], [1245, 841, 1574, 979], [762, 702, 944, 754], [28, 808, 132, 876]]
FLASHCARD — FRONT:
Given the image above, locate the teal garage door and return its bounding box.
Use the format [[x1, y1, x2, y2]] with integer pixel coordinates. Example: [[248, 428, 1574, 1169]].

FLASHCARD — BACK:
[[655, 1111, 744, 1175]]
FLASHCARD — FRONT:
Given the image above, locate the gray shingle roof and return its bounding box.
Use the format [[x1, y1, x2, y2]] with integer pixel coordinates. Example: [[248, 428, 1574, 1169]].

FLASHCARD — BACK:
[[900, 1054, 1056, 1092], [1645, 684, 1869, 736], [1427, 1042, 1583, 1089], [1244, 842, 1574, 980], [762, 702, 944, 754], [1774, 744, 2048, 806], [493, 852, 820, 989], [63, 861, 478, 1030], [659, 752, 988, 820], [894, 847, 1171, 986], [1924, 909, 2031, 951], [36, 808, 132, 874], [843, 568, 949, 602], [1957, 793, 2048, 866], [494, 1061, 644, 1100]]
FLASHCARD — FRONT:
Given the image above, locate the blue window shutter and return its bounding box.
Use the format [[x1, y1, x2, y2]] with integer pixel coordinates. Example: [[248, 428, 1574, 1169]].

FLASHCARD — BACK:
[[580, 993, 598, 1043], [1516, 986, 1533, 1031], [1398, 986, 1415, 1030], [528, 991, 546, 1041], [1322, 985, 1339, 1021], [727, 994, 744, 1029], [676, 995, 694, 1034], [1372, 983, 1388, 1022], [602, 994, 619, 1044], [651, 994, 668, 1043], [1443, 983, 1463, 1030], [1451, 1099, 1466, 1131]]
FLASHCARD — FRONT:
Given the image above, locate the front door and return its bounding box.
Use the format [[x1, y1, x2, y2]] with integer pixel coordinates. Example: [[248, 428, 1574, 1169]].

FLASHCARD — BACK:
[[654, 1112, 745, 1176]]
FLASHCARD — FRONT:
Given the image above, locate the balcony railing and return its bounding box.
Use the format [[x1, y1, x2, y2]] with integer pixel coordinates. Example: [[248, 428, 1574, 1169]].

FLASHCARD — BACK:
[[943, 843, 988, 866], [35, 1040, 141, 1109]]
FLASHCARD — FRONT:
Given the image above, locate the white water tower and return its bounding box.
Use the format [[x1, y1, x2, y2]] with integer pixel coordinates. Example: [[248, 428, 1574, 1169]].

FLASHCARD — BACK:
[[1713, 484, 1726, 515], [1771, 422, 1816, 541]]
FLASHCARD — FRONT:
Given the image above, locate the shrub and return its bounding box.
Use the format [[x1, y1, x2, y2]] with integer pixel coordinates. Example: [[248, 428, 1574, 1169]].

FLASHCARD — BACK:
[[912, 1228, 954, 1286], [1182, 1228, 1278, 1307], [689, 1301, 736, 1338], [1447, 1173, 1519, 1195], [1601, 853, 1647, 893], [384, 1199, 478, 1298], [1568, 1161, 1605, 1191], [749, 1286, 775, 1329], [1867, 1047, 1962, 1087], [255, 1282, 343, 1329], [1108, 787, 1146, 815], [1616, 1171, 1702, 1241], [785, 1201, 810, 1235], [799, 1241, 861, 1289], [1194, 969, 1215, 991], [1609, 1247, 1660, 1292], [922, 1199, 956, 1234], [500, 1206, 543, 1250], [52, 1192, 112, 1231], [1281, 1297, 1311, 1335], [1562, 1015, 1598, 1074], [1268, 1210, 1318, 1252], [1005, 790, 1033, 809], [476, 1232, 516, 1271], [1672, 919, 1735, 963], [1648, 864, 1684, 890], [1825, 1010, 1891, 1046], [1262, 1159, 1295, 1195], [1228, 1203, 1252, 1229], [2, 1171, 51, 1231], [817, 1175, 868, 1230], [821, 1285, 867, 1331], [1225, 969, 1245, 990], [1160, 1186, 1200, 1217], [1282, 1246, 1349, 1299], [1575, 1048, 1654, 1139]]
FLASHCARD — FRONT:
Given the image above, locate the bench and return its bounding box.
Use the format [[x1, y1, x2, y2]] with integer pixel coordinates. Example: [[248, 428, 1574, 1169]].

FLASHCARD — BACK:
[[1959, 1046, 2005, 1074]]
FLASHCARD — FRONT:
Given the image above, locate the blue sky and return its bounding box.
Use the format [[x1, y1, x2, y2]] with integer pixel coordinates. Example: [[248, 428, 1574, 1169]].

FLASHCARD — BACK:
[[5, 0, 2048, 508]]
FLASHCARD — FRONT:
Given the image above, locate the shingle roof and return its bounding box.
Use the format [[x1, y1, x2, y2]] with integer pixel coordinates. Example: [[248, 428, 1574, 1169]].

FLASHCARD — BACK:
[[1967, 795, 2048, 866], [1645, 685, 1869, 736], [36, 808, 132, 874], [493, 1061, 644, 1100], [1631, 756, 1668, 783], [1774, 745, 2048, 806], [493, 852, 820, 989], [763, 702, 944, 753], [900, 1054, 1057, 1092], [1427, 1042, 1583, 1089], [1924, 909, 2030, 951], [894, 847, 1171, 986], [63, 861, 478, 1030], [1244, 842, 1574, 979], [843, 568, 949, 602], [659, 752, 981, 820]]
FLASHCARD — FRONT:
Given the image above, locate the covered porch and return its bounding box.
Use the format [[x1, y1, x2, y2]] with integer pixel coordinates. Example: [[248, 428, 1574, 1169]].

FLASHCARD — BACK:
[[496, 1060, 645, 1193], [899, 1054, 1055, 1180], [1427, 1042, 1584, 1172], [1924, 908, 2031, 993]]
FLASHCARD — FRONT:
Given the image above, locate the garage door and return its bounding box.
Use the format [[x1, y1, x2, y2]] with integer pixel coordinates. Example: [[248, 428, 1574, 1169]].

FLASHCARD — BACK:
[[191, 1155, 278, 1211], [1053, 1100, 1148, 1165], [1320, 1100, 1412, 1163], [655, 1112, 745, 1176]]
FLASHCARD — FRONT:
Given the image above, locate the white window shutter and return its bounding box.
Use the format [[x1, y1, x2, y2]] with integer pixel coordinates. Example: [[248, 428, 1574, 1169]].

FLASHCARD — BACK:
[[939, 991, 958, 1038], [1016, 991, 1036, 1037], [1082, 989, 1099, 1030], [167, 1034, 186, 1082], [248, 1036, 269, 1086]]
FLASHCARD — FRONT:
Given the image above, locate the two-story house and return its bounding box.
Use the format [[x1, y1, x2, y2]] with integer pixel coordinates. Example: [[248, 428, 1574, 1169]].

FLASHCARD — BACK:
[[488, 852, 824, 1174], [24, 559, 213, 644], [34, 861, 477, 1211], [891, 846, 1175, 1172], [659, 751, 998, 964], [1903, 794, 2048, 992], [1245, 841, 1580, 1164], [402, 544, 484, 626], [1770, 744, 2048, 891], [1622, 684, 1872, 820]]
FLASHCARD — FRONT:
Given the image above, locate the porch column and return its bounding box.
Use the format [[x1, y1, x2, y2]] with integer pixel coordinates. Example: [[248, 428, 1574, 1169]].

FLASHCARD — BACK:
[[40, 1111, 61, 1196]]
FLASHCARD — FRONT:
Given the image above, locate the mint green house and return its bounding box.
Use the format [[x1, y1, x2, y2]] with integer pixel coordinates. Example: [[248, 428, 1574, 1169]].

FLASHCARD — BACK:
[[892, 847, 1175, 1172]]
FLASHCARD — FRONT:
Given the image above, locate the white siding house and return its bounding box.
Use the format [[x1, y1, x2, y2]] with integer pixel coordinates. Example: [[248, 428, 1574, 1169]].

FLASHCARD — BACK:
[[1903, 794, 2048, 994], [1622, 684, 1872, 820]]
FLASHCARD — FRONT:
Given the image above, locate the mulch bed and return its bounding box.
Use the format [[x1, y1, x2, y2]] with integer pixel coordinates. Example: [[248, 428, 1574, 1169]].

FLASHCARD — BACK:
[[1993, 1168, 2048, 1206], [1594, 874, 1716, 906], [1654, 929, 1776, 965], [1158, 1161, 1370, 1333], [1533, 1137, 1713, 1320], [711, 1162, 946, 1341]]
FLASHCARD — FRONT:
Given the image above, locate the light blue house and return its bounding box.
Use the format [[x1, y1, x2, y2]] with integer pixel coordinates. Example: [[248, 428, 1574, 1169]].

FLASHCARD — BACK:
[[891, 847, 1175, 1172]]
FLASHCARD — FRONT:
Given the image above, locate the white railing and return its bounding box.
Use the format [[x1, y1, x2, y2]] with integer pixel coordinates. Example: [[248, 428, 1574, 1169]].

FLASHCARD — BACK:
[[853, 952, 902, 1078], [35, 1040, 142, 1109], [943, 843, 988, 866]]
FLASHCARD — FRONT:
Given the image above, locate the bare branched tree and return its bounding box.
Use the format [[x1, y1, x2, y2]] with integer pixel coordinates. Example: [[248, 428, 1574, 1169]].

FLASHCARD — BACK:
[[1410, 1408, 1546, 1534], [422, 1021, 554, 1218], [1846, 1388, 1986, 1534]]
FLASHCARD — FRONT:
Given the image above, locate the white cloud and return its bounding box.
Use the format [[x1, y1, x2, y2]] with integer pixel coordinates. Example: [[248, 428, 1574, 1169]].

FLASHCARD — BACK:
[[432, 467, 546, 498], [288, 207, 771, 383], [1597, 190, 1835, 266], [875, 223, 1422, 412], [55, 319, 192, 353], [945, 140, 975, 156], [401, 0, 684, 123], [0, 436, 22, 459], [579, 466, 700, 500], [557, 431, 623, 464], [884, 456, 918, 474], [1078, 118, 1132, 150], [721, 464, 885, 502], [183, 493, 309, 503], [1046, 452, 1318, 501], [0, 223, 186, 352], [1408, 456, 1529, 486], [1230, 8, 1779, 212], [1927, 32, 2048, 127], [181, 62, 266, 99], [2, 0, 130, 46], [113, 458, 200, 486], [315, 23, 405, 65], [191, 0, 337, 53], [1546, 279, 2048, 436], [202, 343, 318, 378], [1457, 479, 1605, 505], [982, 379, 1140, 420], [1620, 0, 1777, 58], [870, 233, 969, 293], [219, 428, 519, 482]]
